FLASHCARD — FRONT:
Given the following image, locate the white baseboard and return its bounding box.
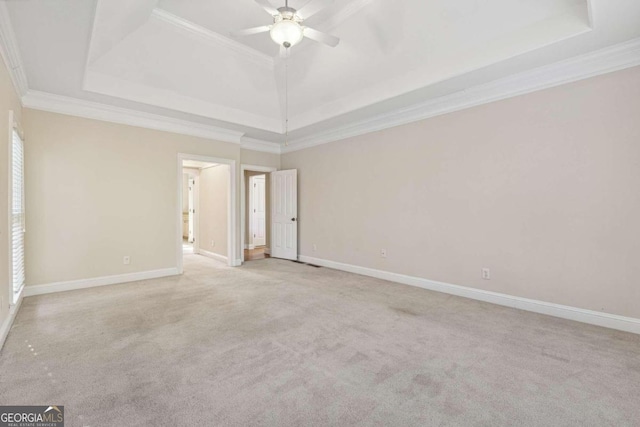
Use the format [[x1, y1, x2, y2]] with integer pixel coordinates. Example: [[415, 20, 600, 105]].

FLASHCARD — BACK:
[[0, 288, 24, 351], [199, 249, 228, 264], [244, 244, 255, 250], [24, 268, 180, 297], [299, 255, 640, 335]]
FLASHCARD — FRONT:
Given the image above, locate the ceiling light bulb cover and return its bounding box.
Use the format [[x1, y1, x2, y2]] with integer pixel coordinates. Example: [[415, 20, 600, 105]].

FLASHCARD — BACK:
[[270, 20, 304, 47]]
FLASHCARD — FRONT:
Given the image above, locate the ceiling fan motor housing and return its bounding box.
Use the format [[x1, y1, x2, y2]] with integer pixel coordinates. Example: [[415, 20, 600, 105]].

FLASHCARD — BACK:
[[276, 6, 299, 21]]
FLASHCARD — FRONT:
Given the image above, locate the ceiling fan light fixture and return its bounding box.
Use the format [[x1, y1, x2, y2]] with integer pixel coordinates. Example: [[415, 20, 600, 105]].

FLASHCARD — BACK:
[[270, 19, 304, 47]]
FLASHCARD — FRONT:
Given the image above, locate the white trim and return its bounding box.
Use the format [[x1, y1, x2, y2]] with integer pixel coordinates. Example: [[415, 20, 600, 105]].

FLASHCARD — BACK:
[[0, 2, 28, 97], [151, 8, 274, 70], [22, 91, 244, 144], [198, 249, 229, 264], [240, 164, 277, 263], [83, 70, 282, 133], [23, 268, 179, 297], [0, 286, 24, 351], [241, 137, 282, 154], [7, 110, 25, 306], [245, 244, 255, 250], [282, 37, 640, 153], [2, 111, 25, 351], [240, 165, 279, 173], [249, 174, 256, 248], [298, 255, 640, 335], [7, 110, 13, 305], [178, 154, 238, 273], [193, 174, 201, 254]]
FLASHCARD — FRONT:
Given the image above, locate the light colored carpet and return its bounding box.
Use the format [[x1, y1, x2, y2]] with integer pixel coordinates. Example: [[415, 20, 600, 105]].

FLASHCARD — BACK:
[[1, 255, 639, 426]]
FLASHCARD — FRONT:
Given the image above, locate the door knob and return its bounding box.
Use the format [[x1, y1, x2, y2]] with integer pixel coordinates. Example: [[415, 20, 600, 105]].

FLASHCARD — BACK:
[[291, 218, 296, 222]]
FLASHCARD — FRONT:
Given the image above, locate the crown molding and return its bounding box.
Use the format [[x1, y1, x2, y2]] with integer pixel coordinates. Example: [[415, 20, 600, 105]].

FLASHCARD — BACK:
[[282, 37, 640, 154], [0, 1, 28, 97], [22, 90, 245, 144], [151, 8, 274, 70], [240, 137, 282, 154]]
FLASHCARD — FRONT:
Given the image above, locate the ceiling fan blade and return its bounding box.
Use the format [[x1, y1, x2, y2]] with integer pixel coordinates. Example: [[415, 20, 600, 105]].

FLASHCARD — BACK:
[[279, 45, 290, 59], [297, 0, 334, 20], [230, 25, 271, 37], [254, 0, 279, 16], [303, 27, 340, 47]]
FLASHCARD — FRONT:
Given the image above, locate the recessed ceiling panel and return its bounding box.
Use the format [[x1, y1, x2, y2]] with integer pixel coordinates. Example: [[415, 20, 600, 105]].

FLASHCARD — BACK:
[[85, 7, 282, 131], [81, 0, 590, 133]]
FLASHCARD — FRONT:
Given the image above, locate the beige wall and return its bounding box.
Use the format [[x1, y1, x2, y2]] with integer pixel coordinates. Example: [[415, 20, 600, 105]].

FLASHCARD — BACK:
[[244, 170, 271, 248], [240, 149, 280, 170], [199, 165, 229, 257], [282, 66, 640, 319], [5, 50, 637, 325], [0, 54, 22, 331], [23, 109, 282, 285]]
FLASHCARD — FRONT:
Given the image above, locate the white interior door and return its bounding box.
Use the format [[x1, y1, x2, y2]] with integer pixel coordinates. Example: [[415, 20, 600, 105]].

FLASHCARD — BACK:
[[271, 169, 297, 260], [250, 175, 266, 247], [188, 178, 195, 243]]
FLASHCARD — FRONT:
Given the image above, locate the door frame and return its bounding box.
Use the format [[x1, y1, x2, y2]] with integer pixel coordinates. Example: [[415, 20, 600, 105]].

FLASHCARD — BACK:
[[240, 164, 277, 263], [188, 176, 194, 243], [177, 154, 238, 272]]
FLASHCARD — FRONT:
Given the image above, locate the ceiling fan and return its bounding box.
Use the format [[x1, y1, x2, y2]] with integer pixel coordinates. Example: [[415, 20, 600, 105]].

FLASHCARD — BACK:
[[231, 0, 340, 57]]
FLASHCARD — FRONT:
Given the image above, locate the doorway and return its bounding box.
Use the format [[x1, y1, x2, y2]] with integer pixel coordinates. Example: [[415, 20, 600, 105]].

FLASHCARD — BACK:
[[241, 165, 277, 262], [178, 154, 237, 272], [249, 174, 266, 247]]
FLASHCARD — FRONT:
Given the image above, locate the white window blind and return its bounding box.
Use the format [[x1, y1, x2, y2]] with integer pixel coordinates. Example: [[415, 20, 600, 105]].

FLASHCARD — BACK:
[[11, 128, 25, 301]]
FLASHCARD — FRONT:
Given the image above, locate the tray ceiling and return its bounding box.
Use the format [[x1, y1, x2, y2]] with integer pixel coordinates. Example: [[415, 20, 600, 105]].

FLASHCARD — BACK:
[[3, 0, 640, 149]]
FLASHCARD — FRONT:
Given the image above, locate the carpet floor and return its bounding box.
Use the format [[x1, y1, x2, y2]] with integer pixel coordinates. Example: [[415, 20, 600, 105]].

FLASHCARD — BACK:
[[1, 255, 639, 426]]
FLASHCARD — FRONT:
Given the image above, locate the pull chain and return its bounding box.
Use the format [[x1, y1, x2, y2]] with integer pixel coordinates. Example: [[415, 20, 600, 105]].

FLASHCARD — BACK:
[[284, 49, 289, 146]]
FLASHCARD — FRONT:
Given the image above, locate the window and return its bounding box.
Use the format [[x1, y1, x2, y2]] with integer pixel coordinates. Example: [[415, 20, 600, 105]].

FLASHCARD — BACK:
[[11, 126, 25, 302]]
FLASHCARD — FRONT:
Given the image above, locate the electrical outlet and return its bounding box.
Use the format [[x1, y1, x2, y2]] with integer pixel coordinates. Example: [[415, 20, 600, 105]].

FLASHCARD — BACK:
[[380, 249, 387, 258], [123, 256, 131, 265], [482, 268, 491, 280], [312, 243, 317, 252]]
